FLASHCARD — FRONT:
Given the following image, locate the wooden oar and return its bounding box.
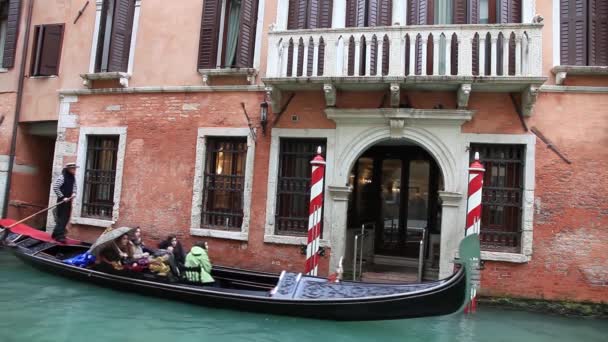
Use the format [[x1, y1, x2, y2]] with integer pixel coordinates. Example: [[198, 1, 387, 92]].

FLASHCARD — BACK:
[[1, 197, 74, 229]]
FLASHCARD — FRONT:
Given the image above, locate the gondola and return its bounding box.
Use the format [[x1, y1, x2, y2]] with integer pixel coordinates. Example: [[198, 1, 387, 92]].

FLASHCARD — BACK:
[[0, 219, 480, 321]]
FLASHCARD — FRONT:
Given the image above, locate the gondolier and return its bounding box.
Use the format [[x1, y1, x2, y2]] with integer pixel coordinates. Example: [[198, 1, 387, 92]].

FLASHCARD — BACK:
[[51, 163, 79, 242]]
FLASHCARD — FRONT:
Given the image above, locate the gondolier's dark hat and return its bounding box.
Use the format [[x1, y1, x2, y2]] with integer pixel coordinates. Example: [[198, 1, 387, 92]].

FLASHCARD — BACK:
[[64, 162, 79, 169]]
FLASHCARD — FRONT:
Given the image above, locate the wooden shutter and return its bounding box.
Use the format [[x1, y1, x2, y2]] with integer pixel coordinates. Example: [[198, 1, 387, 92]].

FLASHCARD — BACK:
[[560, 0, 587, 65], [318, 0, 333, 28], [346, 0, 358, 27], [356, 0, 366, 26], [407, 0, 433, 25], [307, 0, 319, 28], [295, 0, 309, 29], [377, 0, 391, 26], [235, 0, 259, 68], [198, 0, 222, 69], [107, 0, 135, 72], [497, 0, 520, 23], [453, 0, 468, 24], [37, 24, 64, 76], [367, 0, 378, 26], [2, 0, 21, 69], [469, 0, 479, 23], [589, 0, 608, 66]]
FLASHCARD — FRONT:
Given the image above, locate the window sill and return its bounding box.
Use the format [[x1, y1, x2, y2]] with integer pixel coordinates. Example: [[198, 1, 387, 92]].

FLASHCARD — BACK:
[[551, 65, 608, 85], [0, 68, 8, 73], [190, 228, 248, 241], [80, 72, 131, 88], [28, 75, 58, 79], [72, 216, 114, 228], [263, 234, 330, 248], [481, 251, 530, 263], [198, 68, 257, 86]]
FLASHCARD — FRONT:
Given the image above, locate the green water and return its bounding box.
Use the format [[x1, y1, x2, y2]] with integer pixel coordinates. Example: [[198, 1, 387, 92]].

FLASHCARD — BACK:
[[0, 251, 605, 342]]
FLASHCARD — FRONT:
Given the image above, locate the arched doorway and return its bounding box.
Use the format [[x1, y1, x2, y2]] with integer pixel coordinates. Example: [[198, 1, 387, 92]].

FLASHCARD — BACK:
[[346, 139, 444, 282]]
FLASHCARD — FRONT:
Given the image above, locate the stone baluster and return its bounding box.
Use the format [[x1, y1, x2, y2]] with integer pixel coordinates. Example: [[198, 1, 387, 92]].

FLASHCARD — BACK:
[[281, 41, 290, 77], [377, 37, 384, 76], [515, 34, 522, 76], [445, 33, 452, 76], [478, 34, 486, 76], [409, 34, 416, 75], [312, 38, 320, 77], [490, 35, 497, 76], [502, 33, 509, 76], [292, 38, 300, 77], [421, 34, 428, 76], [365, 35, 373, 76], [354, 36, 362, 76], [302, 38, 310, 76], [433, 35, 440, 75]]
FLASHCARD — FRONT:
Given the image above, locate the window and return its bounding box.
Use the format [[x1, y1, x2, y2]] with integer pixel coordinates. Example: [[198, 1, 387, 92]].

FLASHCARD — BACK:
[[82, 136, 119, 220], [470, 144, 524, 253], [560, 0, 608, 66], [95, 0, 135, 73], [201, 137, 248, 230], [275, 138, 326, 236], [30, 24, 64, 76], [197, 0, 260, 69], [1, 0, 20, 69]]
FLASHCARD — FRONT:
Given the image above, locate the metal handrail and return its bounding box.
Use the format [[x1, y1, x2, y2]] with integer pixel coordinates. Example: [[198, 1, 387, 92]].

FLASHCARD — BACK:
[[353, 223, 374, 281]]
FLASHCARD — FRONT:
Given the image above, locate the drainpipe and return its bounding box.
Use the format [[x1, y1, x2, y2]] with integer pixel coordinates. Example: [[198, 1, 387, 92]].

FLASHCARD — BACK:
[[2, 0, 35, 218]]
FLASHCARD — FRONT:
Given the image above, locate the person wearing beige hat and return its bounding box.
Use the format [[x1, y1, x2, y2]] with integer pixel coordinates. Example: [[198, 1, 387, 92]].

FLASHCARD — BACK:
[[51, 163, 79, 242]]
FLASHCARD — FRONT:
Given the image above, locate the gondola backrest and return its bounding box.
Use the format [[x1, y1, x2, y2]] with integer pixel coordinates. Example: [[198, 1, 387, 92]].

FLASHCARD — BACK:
[[183, 265, 202, 283]]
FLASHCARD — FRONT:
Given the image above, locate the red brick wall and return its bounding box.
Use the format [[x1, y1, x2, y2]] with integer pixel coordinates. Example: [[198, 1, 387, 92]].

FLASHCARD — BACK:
[[64, 92, 331, 275], [39, 88, 608, 303], [476, 92, 608, 303]]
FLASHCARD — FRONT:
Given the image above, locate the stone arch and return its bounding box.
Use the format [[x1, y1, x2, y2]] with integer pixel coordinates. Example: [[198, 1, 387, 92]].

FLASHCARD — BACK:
[[335, 126, 460, 193]]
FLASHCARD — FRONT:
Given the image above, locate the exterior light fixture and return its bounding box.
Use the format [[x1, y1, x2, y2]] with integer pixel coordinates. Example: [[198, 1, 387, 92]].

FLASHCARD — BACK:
[[260, 100, 269, 136]]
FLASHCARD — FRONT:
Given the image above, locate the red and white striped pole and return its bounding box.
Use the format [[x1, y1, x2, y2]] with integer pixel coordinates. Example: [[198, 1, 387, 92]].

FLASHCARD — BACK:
[[464, 151, 485, 313], [305, 146, 325, 276]]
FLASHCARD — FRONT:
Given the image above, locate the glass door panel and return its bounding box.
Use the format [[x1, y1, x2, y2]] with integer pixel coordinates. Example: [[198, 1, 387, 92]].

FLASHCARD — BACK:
[[405, 160, 430, 257], [377, 159, 403, 255]]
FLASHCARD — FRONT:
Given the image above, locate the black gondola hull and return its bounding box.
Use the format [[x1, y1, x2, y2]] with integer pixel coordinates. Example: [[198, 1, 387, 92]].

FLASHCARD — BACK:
[[9, 243, 466, 321]]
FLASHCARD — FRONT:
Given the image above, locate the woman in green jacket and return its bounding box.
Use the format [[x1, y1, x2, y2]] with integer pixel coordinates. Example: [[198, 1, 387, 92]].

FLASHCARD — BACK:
[[184, 242, 215, 284]]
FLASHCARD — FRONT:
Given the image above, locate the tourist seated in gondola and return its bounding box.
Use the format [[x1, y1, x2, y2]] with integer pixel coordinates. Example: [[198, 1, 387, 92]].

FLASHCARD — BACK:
[[95, 233, 135, 272], [130, 227, 154, 259], [184, 241, 215, 285], [158, 234, 186, 266]]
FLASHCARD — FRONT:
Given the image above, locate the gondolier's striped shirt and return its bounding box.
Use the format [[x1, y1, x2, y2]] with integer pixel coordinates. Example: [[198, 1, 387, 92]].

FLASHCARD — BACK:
[[52, 174, 77, 199]]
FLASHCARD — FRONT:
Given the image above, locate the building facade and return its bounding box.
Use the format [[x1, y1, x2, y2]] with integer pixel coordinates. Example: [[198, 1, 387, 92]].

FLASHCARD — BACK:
[[0, 0, 606, 303]]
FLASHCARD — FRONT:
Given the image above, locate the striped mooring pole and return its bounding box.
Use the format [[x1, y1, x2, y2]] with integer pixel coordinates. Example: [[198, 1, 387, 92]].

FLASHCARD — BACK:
[[465, 151, 485, 313], [305, 147, 325, 276]]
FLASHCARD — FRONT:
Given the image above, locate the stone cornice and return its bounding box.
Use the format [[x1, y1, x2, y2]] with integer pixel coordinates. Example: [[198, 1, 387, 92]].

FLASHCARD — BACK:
[[325, 108, 474, 125]]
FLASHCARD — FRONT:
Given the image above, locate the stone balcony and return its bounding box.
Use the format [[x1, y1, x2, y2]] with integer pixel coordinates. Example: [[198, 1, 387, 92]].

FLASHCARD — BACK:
[[263, 23, 546, 116]]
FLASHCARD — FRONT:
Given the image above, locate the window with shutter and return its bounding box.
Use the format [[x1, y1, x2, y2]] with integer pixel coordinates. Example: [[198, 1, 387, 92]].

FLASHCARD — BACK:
[[589, 0, 608, 66], [560, 0, 607, 66], [198, 0, 261, 69], [94, 0, 135, 73], [30, 24, 64, 77], [1, 0, 20, 69]]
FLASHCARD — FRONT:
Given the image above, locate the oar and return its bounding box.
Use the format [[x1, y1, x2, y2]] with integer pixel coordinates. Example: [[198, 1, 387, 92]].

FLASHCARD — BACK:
[[1, 197, 74, 230]]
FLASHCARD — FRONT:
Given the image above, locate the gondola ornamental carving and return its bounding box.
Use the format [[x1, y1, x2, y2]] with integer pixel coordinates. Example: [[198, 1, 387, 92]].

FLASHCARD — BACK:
[[297, 279, 434, 299]]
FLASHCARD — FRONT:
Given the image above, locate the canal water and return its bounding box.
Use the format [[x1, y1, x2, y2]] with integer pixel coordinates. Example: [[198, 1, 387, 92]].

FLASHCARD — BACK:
[[0, 251, 605, 342]]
